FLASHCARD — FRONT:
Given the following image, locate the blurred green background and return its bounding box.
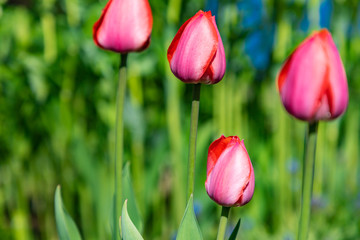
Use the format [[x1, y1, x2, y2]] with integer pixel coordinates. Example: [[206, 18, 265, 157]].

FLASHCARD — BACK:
[[1, 0, 359, 239]]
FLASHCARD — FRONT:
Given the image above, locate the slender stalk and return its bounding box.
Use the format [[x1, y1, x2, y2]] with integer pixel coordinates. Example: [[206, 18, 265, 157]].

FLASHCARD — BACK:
[[186, 83, 201, 200], [165, 77, 185, 223], [216, 207, 231, 240], [114, 53, 128, 239], [298, 121, 318, 240]]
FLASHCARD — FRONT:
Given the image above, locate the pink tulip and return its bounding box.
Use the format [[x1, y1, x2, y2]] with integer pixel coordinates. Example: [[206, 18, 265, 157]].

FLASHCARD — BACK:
[[167, 10, 226, 84], [205, 136, 255, 207], [93, 0, 153, 53], [277, 29, 348, 122]]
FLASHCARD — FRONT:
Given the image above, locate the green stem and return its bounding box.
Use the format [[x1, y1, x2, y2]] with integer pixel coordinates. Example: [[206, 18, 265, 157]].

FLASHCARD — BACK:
[[114, 53, 128, 239], [298, 121, 318, 240], [186, 84, 201, 200], [216, 207, 231, 240]]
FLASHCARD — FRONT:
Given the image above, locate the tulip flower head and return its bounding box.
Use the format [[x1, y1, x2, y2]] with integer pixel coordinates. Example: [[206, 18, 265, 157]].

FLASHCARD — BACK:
[[277, 29, 348, 122], [93, 0, 153, 53], [167, 10, 226, 84], [205, 136, 255, 207]]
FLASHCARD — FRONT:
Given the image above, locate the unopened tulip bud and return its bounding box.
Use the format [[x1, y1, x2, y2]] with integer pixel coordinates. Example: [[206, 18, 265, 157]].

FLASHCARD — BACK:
[[167, 10, 226, 84], [277, 29, 348, 122], [205, 136, 255, 207], [93, 0, 153, 53]]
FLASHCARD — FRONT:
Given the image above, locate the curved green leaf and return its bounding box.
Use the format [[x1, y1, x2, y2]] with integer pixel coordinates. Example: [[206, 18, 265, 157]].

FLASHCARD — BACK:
[[120, 200, 144, 240], [54, 185, 82, 240], [176, 194, 203, 240], [228, 218, 241, 240], [122, 162, 143, 232]]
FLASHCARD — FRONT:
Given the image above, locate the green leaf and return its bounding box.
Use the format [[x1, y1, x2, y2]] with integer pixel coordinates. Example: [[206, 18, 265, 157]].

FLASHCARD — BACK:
[[176, 194, 203, 240], [54, 185, 82, 240], [122, 162, 143, 233], [228, 218, 241, 240], [120, 200, 144, 240]]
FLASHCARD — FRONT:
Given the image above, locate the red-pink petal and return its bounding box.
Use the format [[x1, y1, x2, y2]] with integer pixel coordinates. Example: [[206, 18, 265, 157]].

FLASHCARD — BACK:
[[277, 29, 348, 121], [93, 0, 153, 53], [167, 11, 203, 63], [278, 32, 328, 120], [168, 11, 218, 83], [205, 139, 254, 207], [200, 16, 226, 84], [320, 30, 348, 119], [207, 136, 238, 176], [235, 142, 255, 206]]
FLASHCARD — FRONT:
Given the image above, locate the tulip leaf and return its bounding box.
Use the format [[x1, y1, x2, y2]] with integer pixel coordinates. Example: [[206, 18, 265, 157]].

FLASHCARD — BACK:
[[120, 200, 144, 240], [122, 162, 143, 233], [54, 185, 82, 240], [176, 194, 203, 240], [228, 218, 241, 240]]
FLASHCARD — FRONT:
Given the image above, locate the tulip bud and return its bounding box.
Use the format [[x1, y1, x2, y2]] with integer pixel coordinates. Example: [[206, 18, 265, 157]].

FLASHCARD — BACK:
[[205, 136, 255, 207], [277, 29, 348, 122], [167, 10, 226, 84], [93, 0, 153, 53]]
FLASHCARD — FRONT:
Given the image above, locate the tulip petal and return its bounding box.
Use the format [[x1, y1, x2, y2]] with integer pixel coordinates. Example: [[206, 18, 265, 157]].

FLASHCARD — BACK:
[[235, 156, 254, 206], [93, 0, 153, 53], [200, 16, 226, 84], [313, 92, 331, 120], [205, 141, 252, 206], [93, 0, 113, 48], [278, 32, 329, 120], [206, 136, 237, 176], [168, 11, 218, 83], [277, 29, 348, 121], [167, 11, 202, 63], [320, 30, 348, 119]]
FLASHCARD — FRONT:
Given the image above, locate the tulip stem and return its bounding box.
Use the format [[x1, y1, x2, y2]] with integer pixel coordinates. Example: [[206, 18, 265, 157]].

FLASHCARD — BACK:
[[298, 121, 318, 240], [186, 83, 201, 200], [216, 206, 231, 240], [114, 53, 128, 239]]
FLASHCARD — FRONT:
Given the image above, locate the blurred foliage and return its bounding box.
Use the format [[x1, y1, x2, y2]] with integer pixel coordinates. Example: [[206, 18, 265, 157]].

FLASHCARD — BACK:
[[0, 0, 360, 239]]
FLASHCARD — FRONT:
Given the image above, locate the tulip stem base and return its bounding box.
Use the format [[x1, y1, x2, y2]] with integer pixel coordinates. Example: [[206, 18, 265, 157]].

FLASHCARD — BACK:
[[298, 121, 318, 240], [216, 206, 231, 240], [114, 53, 128, 239], [186, 83, 201, 200]]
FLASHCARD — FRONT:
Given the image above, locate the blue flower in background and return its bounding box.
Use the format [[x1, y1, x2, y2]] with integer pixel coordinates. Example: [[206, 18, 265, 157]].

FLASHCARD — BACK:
[[244, 29, 273, 70], [206, 0, 333, 71], [205, 0, 219, 16], [300, 10, 310, 31], [193, 200, 202, 217], [238, 0, 263, 30], [287, 157, 300, 174], [320, 0, 332, 29], [238, 0, 273, 70], [301, 0, 331, 31]]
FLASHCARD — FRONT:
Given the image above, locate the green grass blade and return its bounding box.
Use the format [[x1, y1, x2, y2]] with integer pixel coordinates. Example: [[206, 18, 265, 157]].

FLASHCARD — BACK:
[[120, 200, 144, 240], [122, 162, 143, 233], [228, 219, 241, 240], [54, 185, 82, 240], [176, 194, 203, 240]]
